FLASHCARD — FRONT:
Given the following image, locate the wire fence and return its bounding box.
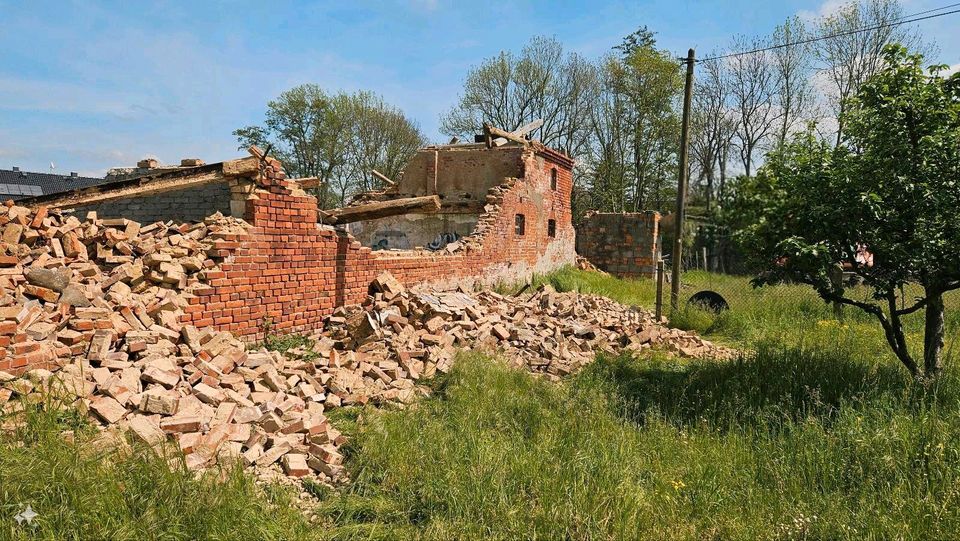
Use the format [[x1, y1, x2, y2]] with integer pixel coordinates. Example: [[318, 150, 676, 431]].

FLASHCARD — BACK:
[[660, 267, 830, 318]]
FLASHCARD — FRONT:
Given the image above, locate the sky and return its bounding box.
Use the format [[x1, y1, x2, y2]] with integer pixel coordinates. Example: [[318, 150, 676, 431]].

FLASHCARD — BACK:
[[1, 0, 958, 177]]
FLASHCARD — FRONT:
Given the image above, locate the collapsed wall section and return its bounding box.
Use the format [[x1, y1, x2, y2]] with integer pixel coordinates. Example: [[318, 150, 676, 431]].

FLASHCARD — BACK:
[[345, 145, 525, 251], [347, 213, 479, 250], [183, 145, 576, 339], [576, 211, 660, 279]]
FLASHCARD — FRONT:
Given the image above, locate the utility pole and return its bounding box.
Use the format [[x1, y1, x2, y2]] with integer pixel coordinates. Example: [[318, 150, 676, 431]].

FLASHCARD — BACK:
[[671, 48, 696, 310]]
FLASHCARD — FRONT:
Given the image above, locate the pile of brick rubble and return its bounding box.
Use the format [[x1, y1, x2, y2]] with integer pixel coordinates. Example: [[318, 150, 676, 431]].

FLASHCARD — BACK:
[[0, 202, 733, 487]]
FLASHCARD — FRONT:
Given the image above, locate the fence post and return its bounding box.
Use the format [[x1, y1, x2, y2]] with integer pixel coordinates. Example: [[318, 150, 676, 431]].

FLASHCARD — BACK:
[[656, 259, 665, 321], [702, 246, 708, 272]]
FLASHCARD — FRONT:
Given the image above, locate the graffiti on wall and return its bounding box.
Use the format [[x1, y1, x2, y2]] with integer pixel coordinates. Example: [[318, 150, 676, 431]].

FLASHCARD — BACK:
[[426, 231, 461, 251]]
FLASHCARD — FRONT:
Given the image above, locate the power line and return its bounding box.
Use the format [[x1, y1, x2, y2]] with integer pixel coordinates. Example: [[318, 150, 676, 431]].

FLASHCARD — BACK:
[[696, 4, 960, 62]]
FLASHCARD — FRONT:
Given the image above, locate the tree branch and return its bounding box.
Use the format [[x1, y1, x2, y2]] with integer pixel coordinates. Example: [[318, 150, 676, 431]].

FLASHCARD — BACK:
[[895, 297, 928, 316]]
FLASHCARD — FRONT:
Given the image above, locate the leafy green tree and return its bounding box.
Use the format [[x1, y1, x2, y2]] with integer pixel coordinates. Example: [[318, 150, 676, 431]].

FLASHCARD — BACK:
[[613, 28, 682, 211], [235, 85, 425, 207], [584, 27, 681, 214], [742, 46, 960, 379]]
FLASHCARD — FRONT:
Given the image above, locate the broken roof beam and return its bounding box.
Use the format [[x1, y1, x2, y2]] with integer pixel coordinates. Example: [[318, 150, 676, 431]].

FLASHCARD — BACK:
[[21, 156, 259, 209], [483, 123, 531, 148], [320, 195, 441, 225], [371, 169, 395, 187], [492, 119, 544, 147], [298, 177, 320, 189]]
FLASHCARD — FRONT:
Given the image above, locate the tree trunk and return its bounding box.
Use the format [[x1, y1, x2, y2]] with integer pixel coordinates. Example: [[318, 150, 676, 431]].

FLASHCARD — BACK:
[[705, 170, 714, 213], [834, 102, 845, 147], [923, 291, 946, 379], [883, 294, 921, 379]]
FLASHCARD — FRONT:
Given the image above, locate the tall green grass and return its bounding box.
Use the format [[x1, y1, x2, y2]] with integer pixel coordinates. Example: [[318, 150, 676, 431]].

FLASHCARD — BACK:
[[0, 401, 316, 540], [319, 349, 960, 540]]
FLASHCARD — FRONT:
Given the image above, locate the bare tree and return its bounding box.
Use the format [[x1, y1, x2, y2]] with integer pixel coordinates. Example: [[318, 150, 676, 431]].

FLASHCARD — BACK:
[[342, 92, 427, 197], [440, 36, 598, 158], [691, 55, 737, 211], [771, 16, 814, 148], [585, 56, 632, 213], [814, 0, 926, 145], [728, 36, 779, 177]]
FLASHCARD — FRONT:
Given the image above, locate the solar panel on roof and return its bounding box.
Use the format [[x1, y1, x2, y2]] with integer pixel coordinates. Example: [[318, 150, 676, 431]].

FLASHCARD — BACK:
[[0, 183, 43, 196]]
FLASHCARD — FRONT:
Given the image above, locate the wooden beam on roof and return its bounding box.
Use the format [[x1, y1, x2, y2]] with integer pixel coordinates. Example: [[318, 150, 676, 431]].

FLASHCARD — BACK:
[[482, 123, 495, 148], [370, 169, 395, 186], [320, 195, 441, 224], [486, 124, 529, 147], [492, 118, 543, 146], [513, 118, 544, 137]]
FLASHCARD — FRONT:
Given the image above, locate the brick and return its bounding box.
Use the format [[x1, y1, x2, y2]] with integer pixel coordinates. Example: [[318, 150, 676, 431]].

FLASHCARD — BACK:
[[255, 442, 292, 467], [139, 391, 179, 415], [281, 453, 310, 478], [141, 366, 180, 388], [126, 415, 166, 446], [89, 396, 128, 424], [160, 415, 202, 434]]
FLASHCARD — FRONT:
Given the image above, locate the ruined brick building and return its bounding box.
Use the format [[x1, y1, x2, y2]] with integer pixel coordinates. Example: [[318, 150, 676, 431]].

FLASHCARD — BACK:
[[576, 211, 661, 279], [23, 139, 575, 340]]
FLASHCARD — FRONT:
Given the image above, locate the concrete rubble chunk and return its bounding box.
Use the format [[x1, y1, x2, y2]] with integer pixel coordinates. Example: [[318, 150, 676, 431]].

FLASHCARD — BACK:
[[24, 267, 73, 292]]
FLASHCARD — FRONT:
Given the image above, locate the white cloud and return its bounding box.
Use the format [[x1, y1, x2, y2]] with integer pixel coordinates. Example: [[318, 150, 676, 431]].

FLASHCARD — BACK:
[[0, 78, 160, 119], [798, 0, 851, 22]]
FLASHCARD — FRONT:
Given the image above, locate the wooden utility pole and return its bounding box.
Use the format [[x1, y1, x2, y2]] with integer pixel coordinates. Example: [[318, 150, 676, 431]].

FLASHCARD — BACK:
[[671, 48, 696, 309]]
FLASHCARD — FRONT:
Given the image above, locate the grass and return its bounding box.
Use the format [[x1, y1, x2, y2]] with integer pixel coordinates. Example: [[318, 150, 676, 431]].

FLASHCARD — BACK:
[[318, 348, 960, 540], [311, 269, 960, 539], [0, 398, 317, 540], [4, 268, 960, 539], [535, 266, 960, 356]]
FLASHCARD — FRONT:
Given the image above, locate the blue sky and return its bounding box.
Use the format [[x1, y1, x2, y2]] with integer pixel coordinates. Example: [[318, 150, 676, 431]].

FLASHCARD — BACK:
[[1, 0, 958, 176]]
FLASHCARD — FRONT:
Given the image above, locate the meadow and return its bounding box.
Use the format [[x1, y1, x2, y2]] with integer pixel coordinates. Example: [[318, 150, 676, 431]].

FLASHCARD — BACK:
[[3, 268, 959, 540]]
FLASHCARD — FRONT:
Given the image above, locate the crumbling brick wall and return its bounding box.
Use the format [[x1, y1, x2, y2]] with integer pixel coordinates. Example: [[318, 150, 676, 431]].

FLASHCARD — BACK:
[[576, 212, 660, 279], [182, 145, 576, 339], [71, 182, 232, 224]]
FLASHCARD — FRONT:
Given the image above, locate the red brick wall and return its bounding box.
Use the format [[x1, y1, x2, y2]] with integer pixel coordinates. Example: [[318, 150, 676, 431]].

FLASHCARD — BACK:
[[182, 146, 576, 339]]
